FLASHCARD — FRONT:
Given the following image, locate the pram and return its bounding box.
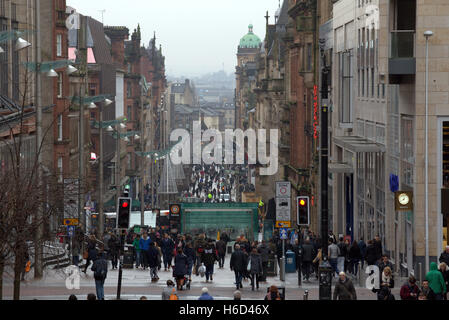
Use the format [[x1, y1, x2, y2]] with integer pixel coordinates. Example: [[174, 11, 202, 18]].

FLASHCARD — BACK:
[[174, 274, 191, 290]]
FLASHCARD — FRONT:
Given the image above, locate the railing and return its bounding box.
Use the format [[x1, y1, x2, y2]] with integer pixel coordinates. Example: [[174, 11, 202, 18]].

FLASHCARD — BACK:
[[390, 30, 415, 58]]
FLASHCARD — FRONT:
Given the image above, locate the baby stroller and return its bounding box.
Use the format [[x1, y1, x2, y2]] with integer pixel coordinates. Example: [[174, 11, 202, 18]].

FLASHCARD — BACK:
[[174, 274, 191, 291]]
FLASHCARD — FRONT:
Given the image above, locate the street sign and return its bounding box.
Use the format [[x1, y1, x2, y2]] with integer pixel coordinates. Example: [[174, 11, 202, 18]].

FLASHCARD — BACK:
[[276, 181, 291, 198], [276, 221, 291, 228], [280, 228, 288, 240], [276, 197, 291, 224], [67, 226, 75, 237], [63, 218, 79, 226]]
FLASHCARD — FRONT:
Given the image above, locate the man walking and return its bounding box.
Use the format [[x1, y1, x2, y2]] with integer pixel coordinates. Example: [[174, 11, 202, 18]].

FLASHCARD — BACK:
[[91, 249, 108, 300], [140, 232, 152, 270], [230, 244, 247, 290], [161, 233, 175, 271], [216, 238, 227, 269], [301, 238, 314, 282], [333, 272, 357, 300], [257, 240, 271, 282], [328, 239, 340, 277]]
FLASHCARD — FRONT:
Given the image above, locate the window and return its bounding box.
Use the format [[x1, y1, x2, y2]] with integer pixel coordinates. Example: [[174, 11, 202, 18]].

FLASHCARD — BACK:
[[58, 157, 63, 183], [361, 70, 365, 96], [57, 114, 63, 141], [56, 34, 62, 57], [127, 106, 132, 120], [339, 50, 352, 123], [306, 43, 313, 71], [401, 117, 414, 188], [127, 82, 132, 98], [57, 72, 63, 98], [127, 153, 132, 169]]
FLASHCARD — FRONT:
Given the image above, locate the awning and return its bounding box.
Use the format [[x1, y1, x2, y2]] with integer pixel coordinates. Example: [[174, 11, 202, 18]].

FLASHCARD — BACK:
[[329, 162, 354, 173], [333, 135, 386, 153]]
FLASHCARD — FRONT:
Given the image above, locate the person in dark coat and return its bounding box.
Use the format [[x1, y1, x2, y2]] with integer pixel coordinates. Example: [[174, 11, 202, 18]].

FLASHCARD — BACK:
[[439, 246, 449, 265], [230, 244, 247, 290], [374, 235, 383, 261], [358, 238, 367, 268], [248, 248, 263, 291], [173, 247, 188, 290], [301, 238, 315, 282], [184, 242, 195, 281], [147, 242, 159, 282], [108, 234, 120, 269], [257, 241, 271, 282], [201, 242, 218, 282], [83, 235, 98, 273], [400, 275, 420, 300], [333, 272, 357, 300], [348, 241, 362, 276], [216, 239, 227, 268], [365, 240, 378, 266], [91, 250, 108, 300], [161, 233, 175, 271]]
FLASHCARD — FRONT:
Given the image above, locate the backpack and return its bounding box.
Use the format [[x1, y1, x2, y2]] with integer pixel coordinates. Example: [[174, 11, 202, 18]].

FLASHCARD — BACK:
[[94, 260, 107, 279], [169, 288, 179, 300]]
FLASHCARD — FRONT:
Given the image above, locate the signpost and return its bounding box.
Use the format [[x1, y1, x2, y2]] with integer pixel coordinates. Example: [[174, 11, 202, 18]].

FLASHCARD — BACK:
[[63, 218, 79, 226], [279, 227, 287, 282], [275, 182, 291, 229]]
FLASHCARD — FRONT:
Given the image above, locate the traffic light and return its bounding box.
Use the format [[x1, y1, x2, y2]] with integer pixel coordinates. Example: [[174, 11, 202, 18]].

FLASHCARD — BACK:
[[117, 197, 131, 229], [297, 196, 310, 226]]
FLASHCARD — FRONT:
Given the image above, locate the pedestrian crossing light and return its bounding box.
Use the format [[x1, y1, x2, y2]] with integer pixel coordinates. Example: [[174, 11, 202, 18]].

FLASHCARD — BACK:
[[297, 196, 310, 226], [117, 197, 131, 229]]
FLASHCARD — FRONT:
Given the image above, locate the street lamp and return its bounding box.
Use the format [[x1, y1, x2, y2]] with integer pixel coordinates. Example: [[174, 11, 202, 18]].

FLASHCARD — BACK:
[[66, 65, 78, 75], [424, 30, 433, 274], [15, 37, 31, 51]]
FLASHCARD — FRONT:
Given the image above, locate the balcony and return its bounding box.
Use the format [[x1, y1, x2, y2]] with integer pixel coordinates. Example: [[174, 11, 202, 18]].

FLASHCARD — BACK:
[[389, 31, 415, 75]]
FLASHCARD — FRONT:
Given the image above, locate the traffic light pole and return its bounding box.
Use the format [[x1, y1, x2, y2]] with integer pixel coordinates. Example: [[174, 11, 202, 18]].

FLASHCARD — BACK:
[[318, 40, 332, 300]]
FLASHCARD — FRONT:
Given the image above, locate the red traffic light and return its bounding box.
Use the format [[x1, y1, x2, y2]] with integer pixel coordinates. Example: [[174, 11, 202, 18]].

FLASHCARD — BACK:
[[122, 201, 129, 208], [299, 199, 306, 206]]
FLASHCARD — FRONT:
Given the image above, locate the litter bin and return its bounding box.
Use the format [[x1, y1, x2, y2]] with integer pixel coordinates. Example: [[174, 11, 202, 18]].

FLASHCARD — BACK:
[[122, 244, 134, 269], [285, 250, 296, 273]]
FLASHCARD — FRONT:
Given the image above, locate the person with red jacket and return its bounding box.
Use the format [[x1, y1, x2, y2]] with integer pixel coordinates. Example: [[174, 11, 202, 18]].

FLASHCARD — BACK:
[[400, 275, 420, 300]]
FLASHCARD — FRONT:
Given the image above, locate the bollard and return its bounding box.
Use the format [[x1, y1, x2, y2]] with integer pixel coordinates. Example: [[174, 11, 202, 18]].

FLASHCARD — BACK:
[[303, 290, 309, 300], [418, 263, 422, 284], [280, 257, 285, 282]]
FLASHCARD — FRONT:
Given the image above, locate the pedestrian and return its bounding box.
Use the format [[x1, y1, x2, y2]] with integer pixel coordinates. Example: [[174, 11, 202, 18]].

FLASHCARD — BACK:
[[348, 241, 361, 276], [202, 242, 218, 282], [140, 232, 152, 270], [248, 247, 263, 291], [365, 240, 378, 266], [133, 234, 141, 269], [373, 235, 383, 261], [68, 294, 77, 300], [439, 245, 449, 265], [438, 262, 449, 300], [358, 237, 366, 269], [400, 275, 420, 300], [140, 296, 148, 300], [264, 285, 281, 300], [328, 239, 340, 277], [162, 280, 177, 300], [155, 242, 163, 271], [173, 247, 188, 290], [148, 242, 159, 282], [216, 238, 227, 269], [83, 235, 97, 274], [87, 293, 96, 301], [72, 240, 80, 267], [337, 237, 347, 274], [301, 238, 315, 282], [198, 287, 214, 300], [91, 250, 108, 300], [108, 233, 120, 270], [233, 290, 242, 300], [230, 244, 247, 290], [421, 279, 436, 300], [103, 231, 111, 259], [257, 240, 270, 282], [425, 262, 447, 300], [373, 266, 394, 300], [184, 242, 195, 282], [377, 254, 394, 274], [333, 272, 357, 300]]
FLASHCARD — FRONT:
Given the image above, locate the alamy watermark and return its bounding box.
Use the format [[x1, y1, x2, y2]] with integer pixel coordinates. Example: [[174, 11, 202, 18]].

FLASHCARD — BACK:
[[170, 121, 279, 176], [65, 265, 80, 290]]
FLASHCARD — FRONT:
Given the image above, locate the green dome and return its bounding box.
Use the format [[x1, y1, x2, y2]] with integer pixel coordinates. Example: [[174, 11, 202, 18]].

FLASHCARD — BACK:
[[239, 24, 261, 49]]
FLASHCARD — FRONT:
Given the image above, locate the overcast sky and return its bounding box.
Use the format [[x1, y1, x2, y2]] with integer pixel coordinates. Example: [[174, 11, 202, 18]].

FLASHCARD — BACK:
[[67, 0, 280, 78]]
